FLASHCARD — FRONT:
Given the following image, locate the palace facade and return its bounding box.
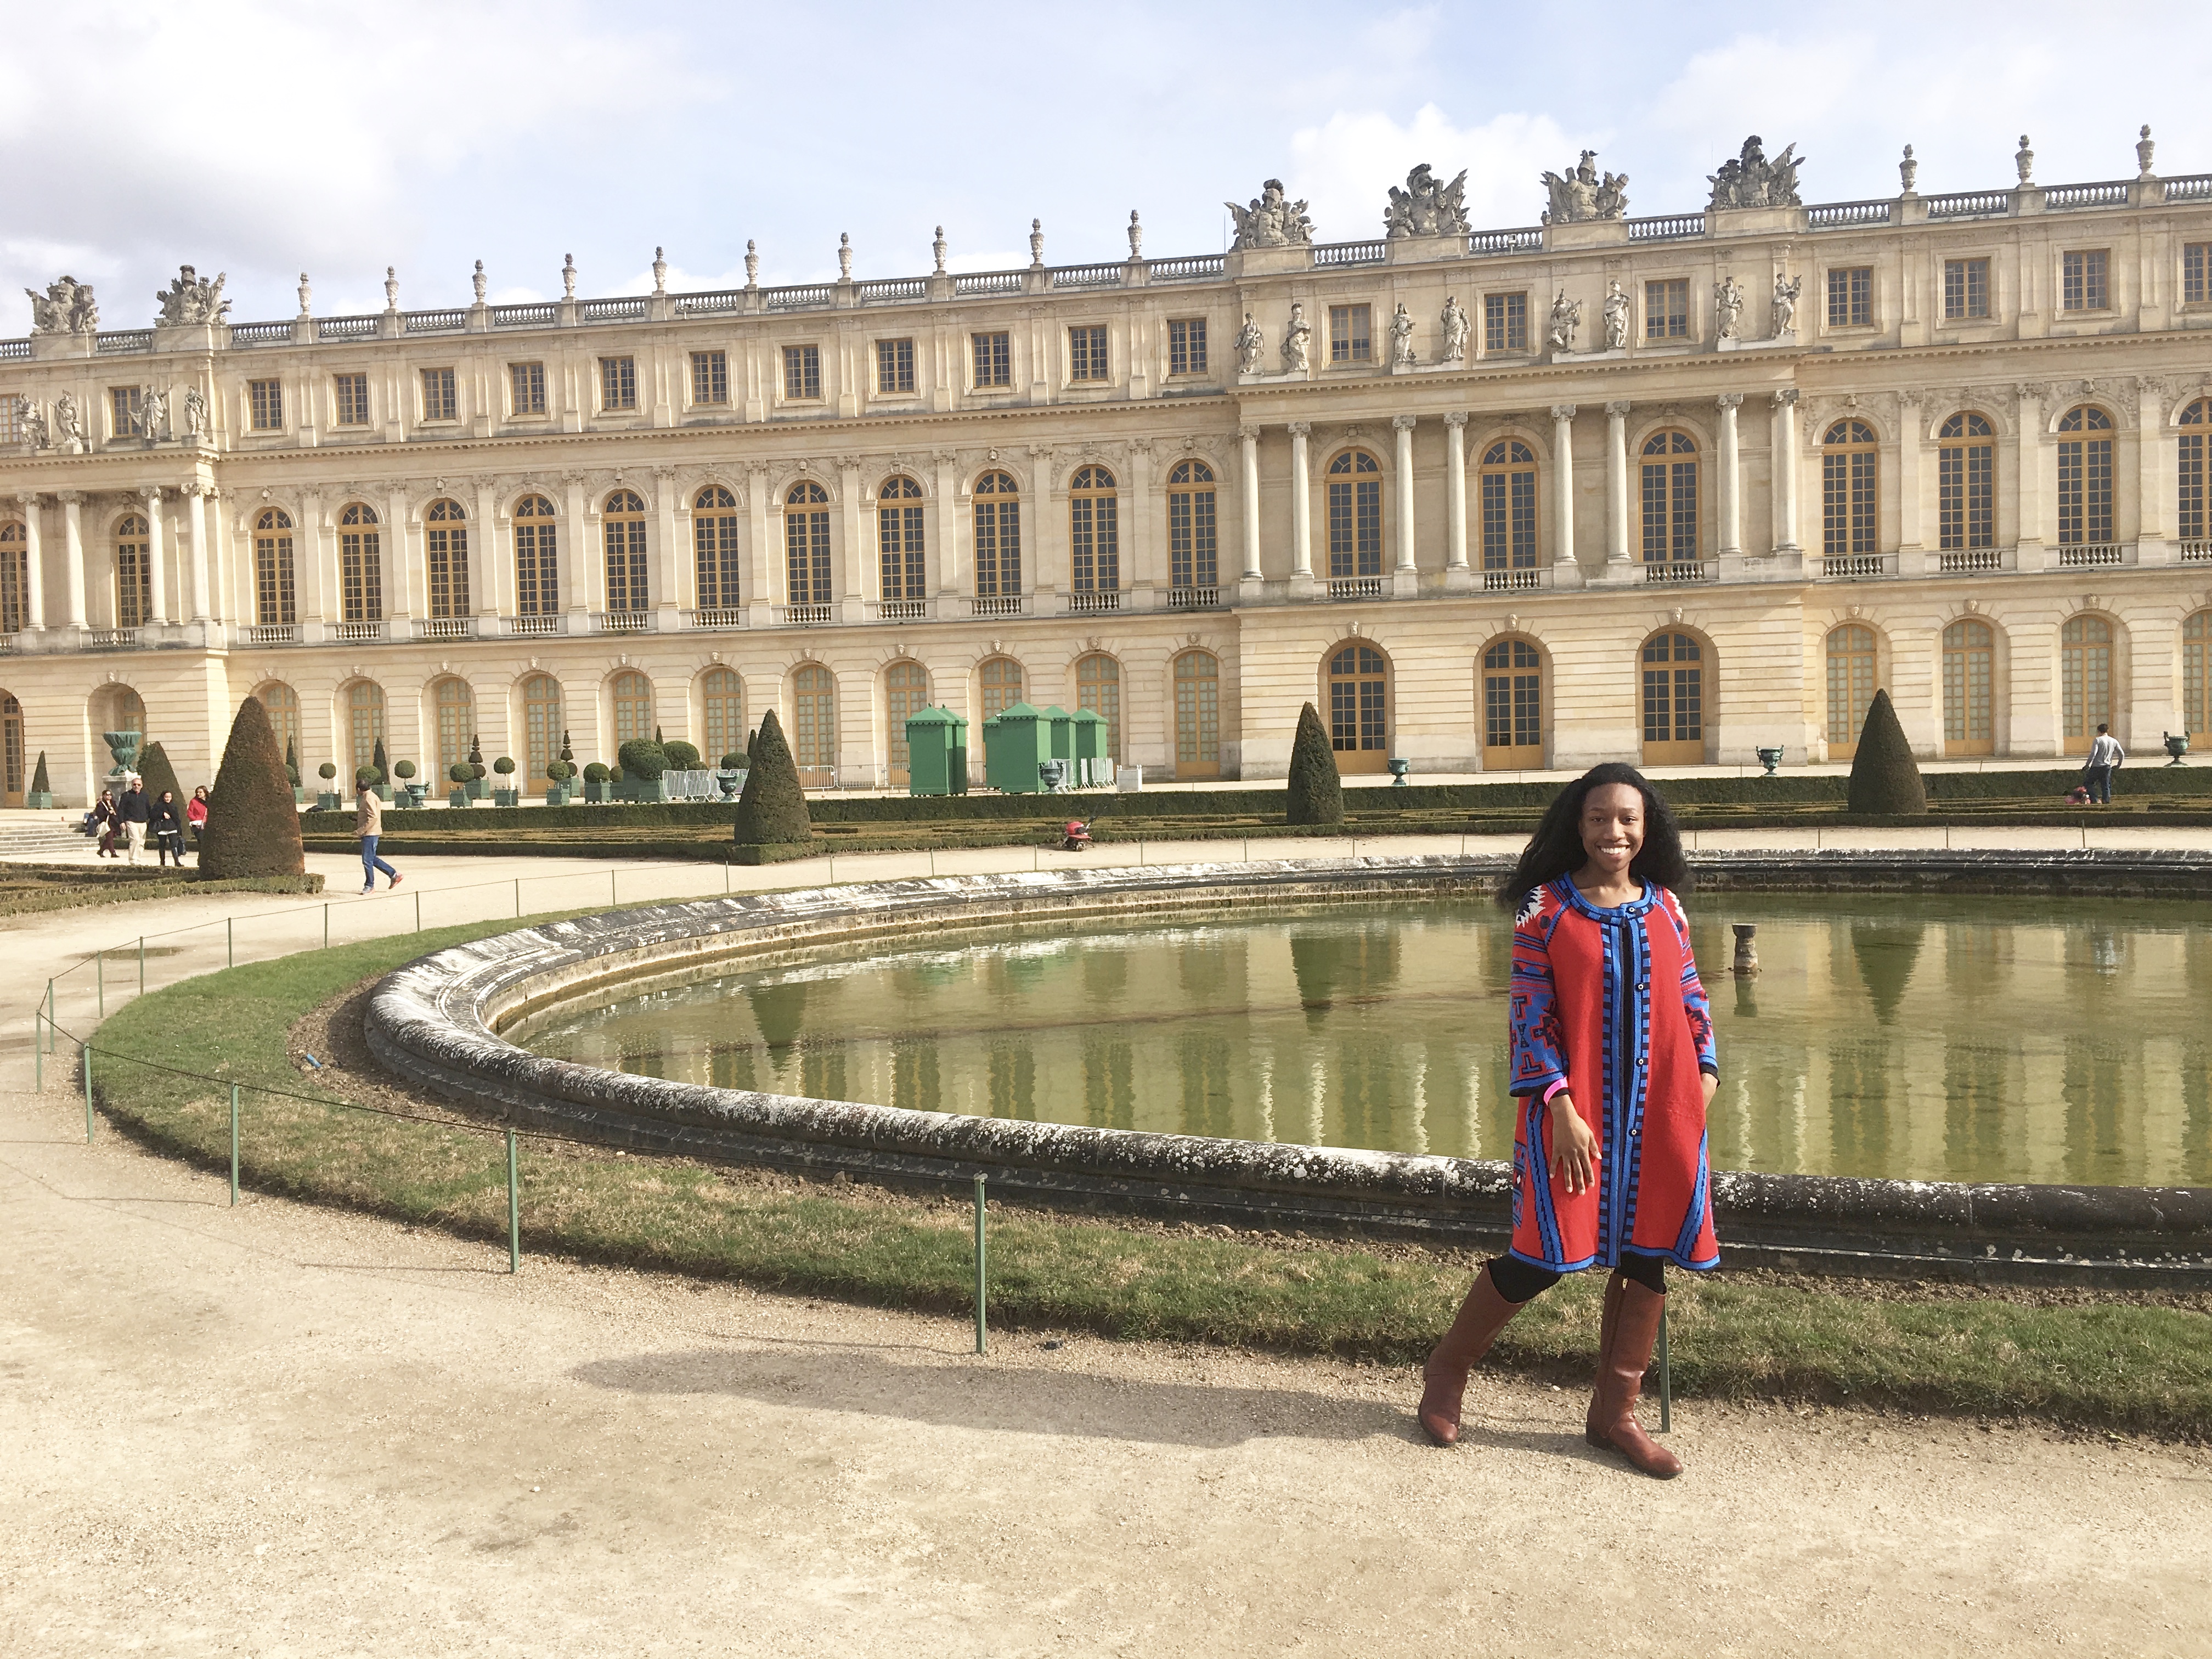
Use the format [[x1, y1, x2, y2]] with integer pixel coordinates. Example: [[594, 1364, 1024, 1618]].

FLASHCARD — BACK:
[[3, 131, 2211, 803]]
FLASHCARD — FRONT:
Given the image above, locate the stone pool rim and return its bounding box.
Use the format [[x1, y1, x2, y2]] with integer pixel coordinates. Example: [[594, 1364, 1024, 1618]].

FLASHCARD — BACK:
[[364, 851, 2212, 1290]]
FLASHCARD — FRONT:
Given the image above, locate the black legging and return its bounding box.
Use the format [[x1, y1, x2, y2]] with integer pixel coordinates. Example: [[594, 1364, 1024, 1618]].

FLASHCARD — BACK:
[[1488, 1250, 1666, 1306]]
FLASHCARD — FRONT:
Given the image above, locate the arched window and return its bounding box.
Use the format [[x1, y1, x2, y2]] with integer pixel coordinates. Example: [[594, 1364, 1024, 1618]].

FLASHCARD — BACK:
[[1821, 420, 1878, 557], [2060, 615, 2113, 752], [0, 520, 27, 634], [1640, 631, 1705, 763], [256, 681, 300, 775], [1942, 620, 1995, 757], [878, 476, 926, 602], [521, 673, 563, 783], [786, 481, 832, 608], [345, 681, 385, 778], [885, 661, 930, 784], [338, 503, 382, 623], [431, 676, 474, 782], [115, 513, 152, 629], [1938, 413, 1996, 552], [603, 489, 648, 613], [972, 472, 1022, 599], [424, 499, 469, 618], [514, 496, 558, 616], [253, 507, 296, 627], [701, 668, 743, 764], [2056, 406, 2115, 546], [611, 670, 654, 747], [1070, 465, 1119, 593], [1326, 450, 1384, 579], [1076, 652, 1121, 761], [1166, 460, 1216, 589], [1825, 624, 1878, 755], [1, 692, 21, 804], [2178, 400, 2209, 544], [1640, 431, 1699, 566], [693, 485, 741, 612], [979, 656, 1024, 721], [791, 664, 837, 781], [1325, 643, 1388, 771], [1479, 441, 1538, 571], [1481, 637, 1542, 768], [2184, 610, 2210, 741], [1174, 650, 1221, 778]]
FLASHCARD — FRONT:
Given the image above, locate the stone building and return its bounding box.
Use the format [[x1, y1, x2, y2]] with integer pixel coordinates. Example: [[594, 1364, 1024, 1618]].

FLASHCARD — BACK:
[[2, 129, 2209, 803]]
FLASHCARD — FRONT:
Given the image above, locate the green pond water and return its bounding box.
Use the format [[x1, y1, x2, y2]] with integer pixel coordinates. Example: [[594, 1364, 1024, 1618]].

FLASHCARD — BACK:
[[510, 894, 2212, 1188]]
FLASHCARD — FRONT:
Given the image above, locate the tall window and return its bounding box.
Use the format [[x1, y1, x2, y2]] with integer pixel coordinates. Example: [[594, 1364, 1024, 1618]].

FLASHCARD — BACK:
[[1166, 460, 1216, 588], [1069, 325, 1109, 382], [1640, 631, 1705, 762], [110, 386, 144, 439], [599, 357, 637, 411], [979, 657, 1024, 720], [1826, 267, 1873, 328], [1943, 259, 1990, 321], [432, 677, 474, 781], [521, 673, 562, 783], [1479, 439, 1538, 569], [691, 350, 728, 405], [1326, 450, 1384, 579], [1325, 645, 1387, 766], [334, 373, 370, 426], [2179, 399, 2210, 542], [115, 514, 152, 628], [346, 681, 385, 777], [1640, 431, 1700, 563], [249, 379, 283, 431], [1825, 624, 1878, 754], [2056, 405, 2114, 545], [611, 670, 653, 746], [1942, 620, 1995, 756], [877, 477, 926, 601], [1482, 293, 1527, 353], [973, 471, 1021, 597], [1329, 304, 1373, 363], [2061, 250, 2109, 312], [781, 346, 821, 402], [2060, 615, 2113, 751], [1070, 465, 1119, 592], [1167, 318, 1207, 376], [1076, 653, 1121, 761], [1821, 420, 1878, 556], [876, 338, 915, 395], [602, 489, 648, 612], [785, 481, 832, 606], [885, 661, 929, 782], [701, 667, 743, 763], [1645, 279, 1688, 340], [1175, 650, 1222, 777], [257, 682, 300, 775], [2184, 611, 2210, 741], [693, 485, 741, 611], [1481, 638, 1542, 765], [0, 521, 25, 633], [252, 507, 295, 625], [425, 499, 469, 618], [1938, 413, 1996, 550], [2187, 244, 2211, 307], [337, 502, 383, 622], [514, 495, 558, 615], [791, 664, 837, 777], [972, 331, 1011, 388], [510, 362, 547, 416], [420, 367, 457, 422]]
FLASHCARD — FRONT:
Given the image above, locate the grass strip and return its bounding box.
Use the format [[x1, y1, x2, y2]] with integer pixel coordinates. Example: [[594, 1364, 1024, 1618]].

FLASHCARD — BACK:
[[0, 868, 326, 918], [86, 925, 2212, 1439]]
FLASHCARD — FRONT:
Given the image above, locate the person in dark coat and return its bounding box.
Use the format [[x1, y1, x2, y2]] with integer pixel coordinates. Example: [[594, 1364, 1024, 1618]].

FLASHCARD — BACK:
[[88, 789, 120, 857], [151, 791, 187, 868], [116, 778, 152, 865]]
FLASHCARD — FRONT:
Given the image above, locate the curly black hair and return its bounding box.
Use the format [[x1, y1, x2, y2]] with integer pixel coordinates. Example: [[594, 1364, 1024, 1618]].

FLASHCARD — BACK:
[[1495, 762, 1692, 911]]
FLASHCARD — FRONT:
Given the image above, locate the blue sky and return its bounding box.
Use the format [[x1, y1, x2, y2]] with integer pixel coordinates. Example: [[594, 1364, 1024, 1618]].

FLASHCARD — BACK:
[[2, 0, 2199, 329]]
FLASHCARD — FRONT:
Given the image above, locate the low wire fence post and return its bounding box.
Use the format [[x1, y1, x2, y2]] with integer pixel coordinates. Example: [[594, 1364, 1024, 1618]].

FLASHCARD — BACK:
[[973, 1172, 988, 1356], [515, 878, 521, 918], [323, 904, 329, 949], [138, 936, 145, 997], [95, 951, 104, 1017], [229, 1084, 240, 1207], [227, 917, 234, 969], [33, 1010, 42, 1092], [506, 1129, 521, 1274], [82, 1045, 92, 1143]]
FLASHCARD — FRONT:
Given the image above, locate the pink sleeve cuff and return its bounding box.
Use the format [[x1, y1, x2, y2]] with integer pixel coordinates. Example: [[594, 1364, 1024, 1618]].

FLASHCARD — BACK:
[[1542, 1078, 1571, 1104]]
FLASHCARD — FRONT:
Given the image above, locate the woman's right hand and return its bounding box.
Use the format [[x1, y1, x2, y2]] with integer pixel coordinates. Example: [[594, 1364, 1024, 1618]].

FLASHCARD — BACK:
[[1549, 1093, 1599, 1195]]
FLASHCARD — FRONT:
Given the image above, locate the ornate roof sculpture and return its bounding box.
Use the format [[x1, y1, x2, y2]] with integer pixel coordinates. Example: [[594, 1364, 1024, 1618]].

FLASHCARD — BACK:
[[25, 275, 98, 336], [1706, 135, 1805, 210], [155, 265, 230, 327], [1384, 163, 1469, 238], [1541, 151, 1628, 223], [1225, 179, 1312, 249]]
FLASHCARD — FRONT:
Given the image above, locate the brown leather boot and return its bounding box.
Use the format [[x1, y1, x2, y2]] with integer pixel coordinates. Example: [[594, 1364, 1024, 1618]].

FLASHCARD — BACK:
[[1584, 1269, 1627, 1442], [1587, 1280, 1681, 1477], [1417, 1266, 1522, 1447]]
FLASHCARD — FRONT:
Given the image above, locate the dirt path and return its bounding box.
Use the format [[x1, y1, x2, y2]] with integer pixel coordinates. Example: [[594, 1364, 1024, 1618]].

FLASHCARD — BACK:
[[3, 1080, 2207, 1658]]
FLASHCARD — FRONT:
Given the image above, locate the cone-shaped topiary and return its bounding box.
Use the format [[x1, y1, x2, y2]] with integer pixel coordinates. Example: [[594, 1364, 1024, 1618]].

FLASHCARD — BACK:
[[30, 751, 49, 794], [371, 736, 388, 782], [1846, 687, 1927, 815], [137, 740, 184, 809], [1284, 701, 1345, 825], [733, 708, 812, 845], [200, 695, 305, 877]]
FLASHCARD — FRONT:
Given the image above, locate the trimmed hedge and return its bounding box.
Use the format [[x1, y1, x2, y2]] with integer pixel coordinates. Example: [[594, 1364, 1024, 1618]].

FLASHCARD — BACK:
[[1848, 690, 1927, 815], [733, 708, 812, 846], [201, 695, 306, 878], [1285, 702, 1344, 826]]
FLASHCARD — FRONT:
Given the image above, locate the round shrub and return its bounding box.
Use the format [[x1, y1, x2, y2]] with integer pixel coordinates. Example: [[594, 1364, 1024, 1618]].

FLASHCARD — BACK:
[[394, 759, 417, 781], [355, 765, 381, 787], [583, 762, 611, 783], [617, 738, 668, 781], [662, 739, 703, 772], [317, 761, 337, 781], [546, 760, 575, 783], [448, 761, 473, 784], [719, 752, 745, 770], [493, 756, 516, 776]]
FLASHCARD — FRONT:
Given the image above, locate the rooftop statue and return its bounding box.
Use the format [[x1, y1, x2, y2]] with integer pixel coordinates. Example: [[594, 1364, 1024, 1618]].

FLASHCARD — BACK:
[[1602, 280, 1630, 350], [1226, 179, 1313, 249], [183, 386, 209, 439], [1280, 302, 1312, 373], [1706, 135, 1805, 210], [1438, 295, 1469, 364], [17, 397, 49, 449], [1234, 311, 1266, 374], [1384, 163, 1470, 238], [1548, 290, 1583, 352], [1541, 150, 1629, 223], [155, 265, 231, 328], [25, 275, 98, 336], [1389, 302, 1417, 366]]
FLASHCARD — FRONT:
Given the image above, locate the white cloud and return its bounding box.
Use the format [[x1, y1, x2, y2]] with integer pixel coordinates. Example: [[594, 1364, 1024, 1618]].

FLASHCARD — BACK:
[[1286, 105, 1599, 240]]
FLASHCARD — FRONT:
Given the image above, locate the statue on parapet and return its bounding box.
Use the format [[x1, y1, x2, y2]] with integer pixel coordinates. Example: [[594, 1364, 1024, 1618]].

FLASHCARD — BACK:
[[1602, 280, 1630, 350], [1390, 302, 1417, 366], [1234, 311, 1266, 373], [183, 386, 210, 439], [16, 397, 49, 449], [1280, 302, 1312, 372], [1706, 136, 1805, 210], [1716, 275, 1746, 340], [1548, 290, 1583, 352], [1771, 273, 1803, 337], [1384, 163, 1470, 238], [1439, 295, 1469, 363], [156, 265, 232, 327], [25, 275, 99, 335], [1541, 150, 1629, 223], [142, 385, 168, 439], [54, 391, 81, 445], [1226, 179, 1313, 249]]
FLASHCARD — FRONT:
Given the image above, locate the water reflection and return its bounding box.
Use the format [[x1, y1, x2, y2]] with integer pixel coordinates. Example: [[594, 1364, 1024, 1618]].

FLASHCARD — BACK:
[[510, 895, 2210, 1188]]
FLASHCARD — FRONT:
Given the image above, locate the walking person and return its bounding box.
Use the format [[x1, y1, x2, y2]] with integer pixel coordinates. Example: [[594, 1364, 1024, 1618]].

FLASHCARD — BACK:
[[2084, 724, 2124, 806], [88, 788, 120, 857], [151, 789, 186, 868], [116, 775, 152, 866], [1415, 763, 1718, 1479], [185, 785, 210, 860], [356, 775, 402, 895]]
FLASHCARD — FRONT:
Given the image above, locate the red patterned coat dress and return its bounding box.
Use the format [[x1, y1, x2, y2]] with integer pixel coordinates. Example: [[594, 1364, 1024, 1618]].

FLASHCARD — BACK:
[[1506, 878, 1720, 1273]]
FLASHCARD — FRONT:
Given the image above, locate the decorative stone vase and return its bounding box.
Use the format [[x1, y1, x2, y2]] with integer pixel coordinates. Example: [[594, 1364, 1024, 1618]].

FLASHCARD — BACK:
[[715, 769, 744, 798], [404, 784, 428, 808], [1387, 757, 1411, 786], [2164, 731, 2191, 766], [102, 730, 140, 775], [1756, 745, 1785, 776]]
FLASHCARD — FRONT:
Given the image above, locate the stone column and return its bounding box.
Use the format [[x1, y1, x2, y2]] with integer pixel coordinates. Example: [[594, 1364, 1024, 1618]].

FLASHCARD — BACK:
[[654, 466, 682, 627], [1715, 394, 1741, 558], [561, 473, 591, 623], [2136, 376, 2169, 557], [1238, 426, 1262, 581], [14, 495, 44, 631], [1288, 422, 1313, 585], [1443, 412, 1471, 591], [838, 457, 866, 622], [2015, 384, 2045, 567], [1126, 438, 1156, 603], [140, 487, 169, 625], [59, 492, 86, 629], [297, 489, 329, 640], [1549, 404, 1577, 573], [184, 484, 208, 623], [1770, 390, 1801, 555], [747, 465, 774, 627], [470, 477, 500, 625], [1391, 414, 1418, 596], [1605, 402, 1632, 573], [1896, 393, 1924, 558], [386, 486, 417, 631], [932, 452, 962, 601]]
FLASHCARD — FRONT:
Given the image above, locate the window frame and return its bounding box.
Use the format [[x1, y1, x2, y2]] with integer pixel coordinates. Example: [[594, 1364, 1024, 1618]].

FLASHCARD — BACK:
[[1638, 430, 1701, 565], [511, 495, 560, 617], [2061, 249, 2111, 314], [2179, 400, 2210, 542], [337, 501, 383, 623], [109, 385, 145, 441], [1068, 324, 1110, 384], [1481, 292, 1528, 354], [1165, 459, 1216, 588], [420, 366, 458, 424], [874, 337, 917, 397], [601, 489, 650, 612], [1069, 465, 1120, 593], [1825, 266, 1875, 330], [971, 331, 1012, 390], [2055, 405, 2116, 546], [1643, 278, 1689, 342], [248, 378, 284, 433], [689, 349, 729, 407], [876, 475, 926, 601], [1328, 304, 1373, 364], [424, 498, 470, 619], [2184, 243, 2211, 308], [1166, 318, 1208, 377], [971, 471, 1022, 598], [332, 371, 371, 428], [252, 507, 296, 626], [1937, 411, 1996, 551], [782, 344, 823, 402], [598, 356, 638, 414], [692, 484, 742, 611], [1324, 449, 1384, 579], [784, 481, 833, 606], [1942, 257, 1991, 322], [509, 362, 548, 418], [1477, 438, 1540, 571], [1820, 419, 1880, 557]]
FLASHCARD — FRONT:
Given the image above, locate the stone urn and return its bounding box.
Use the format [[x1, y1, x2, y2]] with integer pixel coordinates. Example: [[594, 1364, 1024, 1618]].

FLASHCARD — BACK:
[[2164, 731, 2191, 766], [716, 768, 745, 799], [1755, 744, 1785, 777], [101, 730, 141, 790], [1387, 757, 1411, 786]]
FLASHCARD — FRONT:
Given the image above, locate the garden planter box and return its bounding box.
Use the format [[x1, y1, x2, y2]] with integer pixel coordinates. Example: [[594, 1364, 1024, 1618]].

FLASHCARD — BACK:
[[584, 782, 616, 803], [316, 791, 343, 812], [544, 784, 573, 805], [493, 788, 521, 808], [448, 788, 471, 809], [26, 791, 53, 810], [619, 778, 671, 804], [467, 778, 490, 801]]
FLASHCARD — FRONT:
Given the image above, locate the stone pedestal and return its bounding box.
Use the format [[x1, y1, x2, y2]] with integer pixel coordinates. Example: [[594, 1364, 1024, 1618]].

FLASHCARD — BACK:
[[1385, 234, 1463, 266]]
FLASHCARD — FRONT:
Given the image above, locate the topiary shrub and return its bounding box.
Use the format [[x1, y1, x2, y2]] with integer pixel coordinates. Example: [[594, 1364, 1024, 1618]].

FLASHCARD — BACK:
[[719, 752, 745, 770], [354, 766, 380, 788], [394, 759, 417, 781], [1285, 701, 1344, 825], [560, 729, 575, 763], [618, 738, 668, 780], [583, 763, 611, 783], [371, 737, 388, 782], [546, 760, 575, 783], [1846, 688, 1927, 815], [136, 740, 184, 809], [284, 738, 299, 787], [30, 751, 49, 794], [493, 756, 516, 777], [200, 695, 305, 878], [662, 739, 703, 772], [317, 761, 337, 782], [734, 708, 812, 846], [448, 761, 474, 784]]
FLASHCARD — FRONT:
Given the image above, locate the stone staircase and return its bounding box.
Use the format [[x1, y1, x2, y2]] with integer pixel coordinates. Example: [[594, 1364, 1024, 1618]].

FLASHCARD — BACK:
[[0, 812, 97, 862]]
